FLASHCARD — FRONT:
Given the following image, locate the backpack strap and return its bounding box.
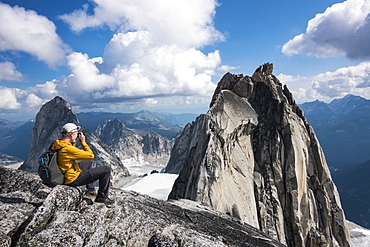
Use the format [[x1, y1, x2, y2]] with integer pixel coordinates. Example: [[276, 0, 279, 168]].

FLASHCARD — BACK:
[[43, 143, 66, 175], [48, 142, 63, 152]]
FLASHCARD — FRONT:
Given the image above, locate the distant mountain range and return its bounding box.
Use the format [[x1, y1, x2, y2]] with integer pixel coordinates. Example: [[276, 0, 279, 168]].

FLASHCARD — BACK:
[[1, 95, 370, 228], [77, 110, 197, 139], [0, 120, 34, 159], [0, 111, 198, 160], [1, 95, 370, 169], [300, 94, 370, 169]]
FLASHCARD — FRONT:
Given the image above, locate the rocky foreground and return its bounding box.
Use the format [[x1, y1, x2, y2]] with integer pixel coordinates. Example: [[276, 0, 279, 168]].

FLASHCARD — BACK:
[[0, 167, 285, 247]]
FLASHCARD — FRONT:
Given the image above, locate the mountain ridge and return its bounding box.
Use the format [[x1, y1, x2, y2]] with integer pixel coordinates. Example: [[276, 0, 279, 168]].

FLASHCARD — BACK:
[[300, 94, 370, 168], [167, 63, 351, 246]]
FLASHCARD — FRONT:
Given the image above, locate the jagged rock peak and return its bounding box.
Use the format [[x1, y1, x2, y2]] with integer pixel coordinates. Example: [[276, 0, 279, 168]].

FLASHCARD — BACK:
[[20, 96, 79, 172], [95, 118, 173, 169], [95, 118, 130, 144], [168, 64, 351, 246], [210, 63, 300, 119], [19, 96, 129, 186], [252, 62, 273, 82]]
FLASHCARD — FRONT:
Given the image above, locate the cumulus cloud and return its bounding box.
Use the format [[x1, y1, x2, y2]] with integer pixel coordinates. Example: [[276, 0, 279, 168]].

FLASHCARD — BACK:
[[282, 0, 370, 60], [310, 61, 370, 98], [60, 0, 223, 48], [0, 0, 224, 115], [0, 62, 23, 82], [144, 98, 158, 106], [26, 94, 44, 108], [57, 0, 224, 103], [58, 49, 219, 101], [30, 80, 59, 99], [279, 62, 370, 103], [218, 65, 239, 72], [65, 52, 115, 94], [277, 74, 307, 83], [0, 87, 22, 109], [0, 81, 58, 111], [0, 3, 68, 67]]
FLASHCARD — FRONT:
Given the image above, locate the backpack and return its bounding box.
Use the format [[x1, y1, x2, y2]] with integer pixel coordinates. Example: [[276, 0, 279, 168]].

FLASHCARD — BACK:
[[38, 145, 65, 187]]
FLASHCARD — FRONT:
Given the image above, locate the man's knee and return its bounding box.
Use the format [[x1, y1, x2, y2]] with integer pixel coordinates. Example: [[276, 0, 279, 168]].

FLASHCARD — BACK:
[[89, 165, 111, 179], [102, 166, 112, 175]]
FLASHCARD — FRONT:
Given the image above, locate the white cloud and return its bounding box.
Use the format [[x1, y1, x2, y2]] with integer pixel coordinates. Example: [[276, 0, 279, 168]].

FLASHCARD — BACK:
[[30, 80, 59, 99], [218, 65, 239, 72], [60, 0, 223, 48], [310, 61, 370, 98], [0, 86, 46, 117], [0, 3, 68, 67], [26, 94, 43, 108], [281, 62, 370, 103], [58, 49, 219, 100], [65, 52, 115, 94], [0, 87, 21, 109], [282, 0, 370, 60], [56, 0, 223, 106], [0, 62, 23, 82], [277, 74, 307, 83], [0, 0, 223, 116], [144, 98, 158, 106]]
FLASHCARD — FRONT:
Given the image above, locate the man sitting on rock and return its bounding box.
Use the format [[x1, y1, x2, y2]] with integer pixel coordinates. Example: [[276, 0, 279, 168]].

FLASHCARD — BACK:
[[52, 123, 115, 205]]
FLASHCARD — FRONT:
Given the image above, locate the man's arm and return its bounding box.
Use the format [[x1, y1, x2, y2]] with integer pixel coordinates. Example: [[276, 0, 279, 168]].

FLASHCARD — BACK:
[[64, 144, 94, 160]]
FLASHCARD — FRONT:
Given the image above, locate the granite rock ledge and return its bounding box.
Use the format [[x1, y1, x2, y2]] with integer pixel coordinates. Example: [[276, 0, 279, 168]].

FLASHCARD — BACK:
[[0, 167, 284, 247]]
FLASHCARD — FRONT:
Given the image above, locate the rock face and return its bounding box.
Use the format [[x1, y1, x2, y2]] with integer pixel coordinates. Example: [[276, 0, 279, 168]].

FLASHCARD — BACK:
[[166, 114, 206, 174], [19, 96, 129, 187], [168, 63, 351, 246], [96, 118, 173, 170], [0, 167, 285, 247]]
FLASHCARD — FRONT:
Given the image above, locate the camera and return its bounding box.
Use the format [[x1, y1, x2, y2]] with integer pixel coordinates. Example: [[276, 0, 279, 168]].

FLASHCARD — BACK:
[[77, 132, 82, 137]]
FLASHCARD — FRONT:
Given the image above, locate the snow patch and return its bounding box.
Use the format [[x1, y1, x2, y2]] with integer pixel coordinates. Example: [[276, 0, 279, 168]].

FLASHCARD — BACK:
[[3, 162, 23, 169], [121, 157, 165, 176], [350, 227, 370, 246], [121, 173, 178, 201]]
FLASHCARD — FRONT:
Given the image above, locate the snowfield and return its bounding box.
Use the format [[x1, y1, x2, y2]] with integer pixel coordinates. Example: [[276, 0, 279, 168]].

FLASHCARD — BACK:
[[121, 157, 166, 176], [121, 173, 178, 201], [347, 221, 370, 247]]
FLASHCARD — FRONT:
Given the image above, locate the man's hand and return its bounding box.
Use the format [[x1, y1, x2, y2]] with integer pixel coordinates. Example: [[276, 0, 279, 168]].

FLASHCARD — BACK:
[[78, 132, 86, 142]]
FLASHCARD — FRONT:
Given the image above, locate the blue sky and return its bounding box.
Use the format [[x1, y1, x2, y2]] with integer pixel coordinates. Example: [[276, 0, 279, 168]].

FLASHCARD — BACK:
[[0, 0, 369, 121]]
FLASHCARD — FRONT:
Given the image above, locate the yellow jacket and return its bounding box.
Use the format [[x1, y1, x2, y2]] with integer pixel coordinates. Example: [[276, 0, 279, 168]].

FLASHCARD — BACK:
[[52, 139, 95, 184]]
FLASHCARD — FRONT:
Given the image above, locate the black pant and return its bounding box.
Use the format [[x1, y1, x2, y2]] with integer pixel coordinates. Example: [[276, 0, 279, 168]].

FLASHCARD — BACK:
[[68, 160, 112, 199]]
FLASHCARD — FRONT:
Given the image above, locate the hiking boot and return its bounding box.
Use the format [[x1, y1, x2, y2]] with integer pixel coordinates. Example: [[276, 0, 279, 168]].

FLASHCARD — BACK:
[[85, 189, 98, 197], [95, 197, 115, 205]]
